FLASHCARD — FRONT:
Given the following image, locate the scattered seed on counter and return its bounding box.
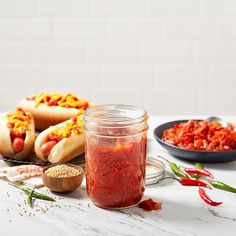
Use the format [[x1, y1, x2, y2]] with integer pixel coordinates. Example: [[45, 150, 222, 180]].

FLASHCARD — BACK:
[[3, 190, 75, 218]]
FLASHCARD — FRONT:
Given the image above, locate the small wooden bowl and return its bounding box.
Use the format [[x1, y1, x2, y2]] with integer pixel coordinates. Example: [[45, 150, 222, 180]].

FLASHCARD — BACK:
[[42, 164, 84, 192]]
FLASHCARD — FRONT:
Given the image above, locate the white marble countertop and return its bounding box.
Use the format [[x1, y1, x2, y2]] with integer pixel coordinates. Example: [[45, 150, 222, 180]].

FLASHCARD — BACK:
[[1, 116, 236, 236]]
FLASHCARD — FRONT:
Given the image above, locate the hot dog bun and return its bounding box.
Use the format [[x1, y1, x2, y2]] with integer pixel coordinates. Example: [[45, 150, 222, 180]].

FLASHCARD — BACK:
[[19, 93, 92, 131], [0, 110, 36, 161], [19, 99, 85, 130], [34, 117, 84, 163]]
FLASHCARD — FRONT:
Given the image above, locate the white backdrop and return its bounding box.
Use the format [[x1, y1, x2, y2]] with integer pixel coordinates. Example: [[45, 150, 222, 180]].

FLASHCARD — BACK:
[[0, 0, 236, 115]]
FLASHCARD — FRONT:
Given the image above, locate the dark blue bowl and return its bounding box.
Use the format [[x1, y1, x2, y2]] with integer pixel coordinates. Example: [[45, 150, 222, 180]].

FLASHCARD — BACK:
[[153, 119, 236, 163]]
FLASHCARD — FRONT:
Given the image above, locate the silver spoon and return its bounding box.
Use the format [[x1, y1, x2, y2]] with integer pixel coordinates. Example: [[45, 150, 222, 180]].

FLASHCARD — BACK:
[[205, 116, 228, 127], [205, 116, 236, 130]]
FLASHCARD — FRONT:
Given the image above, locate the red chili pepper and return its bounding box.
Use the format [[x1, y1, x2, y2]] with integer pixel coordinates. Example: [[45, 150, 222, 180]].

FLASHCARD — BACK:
[[178, 178, 212, 189], [184, 168, 214, 179], [198, 188, 223, 206], [158, 177, 212, 189]]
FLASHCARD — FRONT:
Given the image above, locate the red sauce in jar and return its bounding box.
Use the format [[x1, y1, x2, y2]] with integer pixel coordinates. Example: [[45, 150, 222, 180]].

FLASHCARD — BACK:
[[86, 137, 147, 208]]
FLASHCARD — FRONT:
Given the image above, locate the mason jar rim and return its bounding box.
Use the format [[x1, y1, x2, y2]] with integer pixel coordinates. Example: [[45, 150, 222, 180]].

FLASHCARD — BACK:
[[84, 104, 147, 126]]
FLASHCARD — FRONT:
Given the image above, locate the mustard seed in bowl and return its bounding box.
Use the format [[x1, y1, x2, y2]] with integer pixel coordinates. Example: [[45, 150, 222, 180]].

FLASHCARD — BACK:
[[42, 164, 84, 192], [45, 164, 82, 178]]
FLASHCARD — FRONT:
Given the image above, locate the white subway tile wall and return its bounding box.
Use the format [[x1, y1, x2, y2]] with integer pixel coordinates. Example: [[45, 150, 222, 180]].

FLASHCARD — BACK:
[[0, 0, 236, 115]]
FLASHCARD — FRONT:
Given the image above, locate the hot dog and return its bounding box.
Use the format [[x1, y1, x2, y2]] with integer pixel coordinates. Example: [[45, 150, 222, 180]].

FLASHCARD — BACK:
[[34, 115, 84, 163], [0, 108, 36, 160], [19, 92, 92, 130]]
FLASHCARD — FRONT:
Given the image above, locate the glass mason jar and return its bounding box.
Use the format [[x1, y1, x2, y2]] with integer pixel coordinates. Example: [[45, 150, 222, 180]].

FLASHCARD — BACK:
[[84, 104, 148, 209]]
